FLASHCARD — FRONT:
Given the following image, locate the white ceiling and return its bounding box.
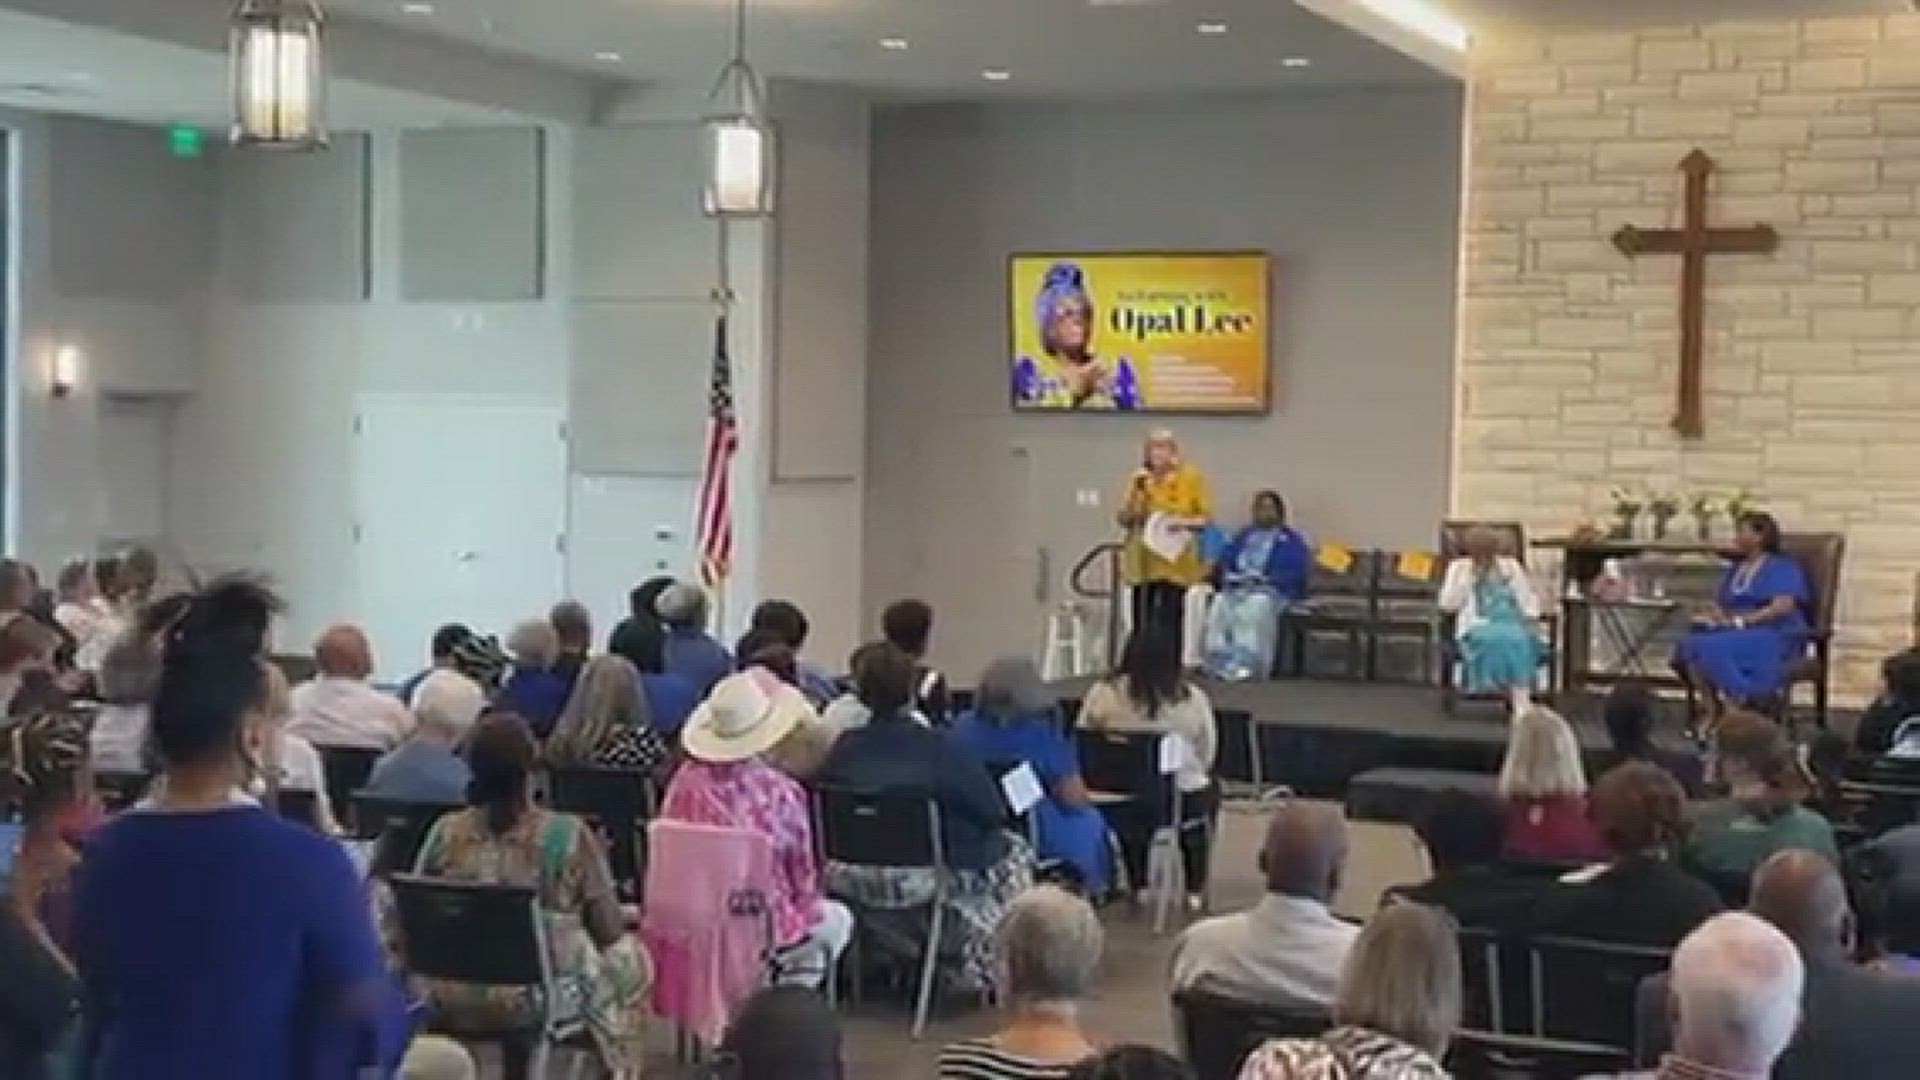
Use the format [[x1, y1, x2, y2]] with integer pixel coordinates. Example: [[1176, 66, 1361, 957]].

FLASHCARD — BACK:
[[0, 7, 524, 129], [325, 0, 1448, 101], [1442, 0, 1902, 31]]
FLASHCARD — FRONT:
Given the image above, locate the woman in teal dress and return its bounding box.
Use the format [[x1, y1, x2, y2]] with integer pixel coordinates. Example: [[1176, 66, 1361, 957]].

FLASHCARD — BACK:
[[1438, 526, 1545, 715], [951, 655, 1112, 895], [1673, 511, 1811, 725]]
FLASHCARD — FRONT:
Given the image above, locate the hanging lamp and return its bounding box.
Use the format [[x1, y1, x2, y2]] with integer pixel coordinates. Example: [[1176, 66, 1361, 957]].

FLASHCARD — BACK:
[[703, 0, 773, 217], [230, 0, 329, 149]]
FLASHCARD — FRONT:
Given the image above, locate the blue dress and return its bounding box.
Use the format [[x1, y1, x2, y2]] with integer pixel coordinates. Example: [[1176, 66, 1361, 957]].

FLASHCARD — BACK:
[[1674, 554, 1811, 700], [641, 671, 701, 736], [1202, 526, 1312, 682], [72, 803, 401, 1080], [951, 708, 1112, 893], [499, 666, 574, 739], [1462, 575, 1544, 693]]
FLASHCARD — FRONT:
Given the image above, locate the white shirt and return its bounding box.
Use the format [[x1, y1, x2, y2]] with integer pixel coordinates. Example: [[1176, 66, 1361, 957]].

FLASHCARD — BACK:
[[821, 693, 931, 733], [1171, 893, 1359, 1009], [90, 703, 150, 774], [1438, 555, 1541, 639], [1079, 679, 1218, 793], [259, 729, 339, 833], [287, 675, 414, 750]]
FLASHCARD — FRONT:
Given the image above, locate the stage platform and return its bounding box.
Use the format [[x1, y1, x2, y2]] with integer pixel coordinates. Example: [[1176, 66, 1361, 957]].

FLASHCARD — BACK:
[[1045, 676, 1615, 801]]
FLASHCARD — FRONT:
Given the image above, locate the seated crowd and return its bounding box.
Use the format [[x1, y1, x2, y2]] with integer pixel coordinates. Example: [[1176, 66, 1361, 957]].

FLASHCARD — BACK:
[[5, 546, 1920, 1080]]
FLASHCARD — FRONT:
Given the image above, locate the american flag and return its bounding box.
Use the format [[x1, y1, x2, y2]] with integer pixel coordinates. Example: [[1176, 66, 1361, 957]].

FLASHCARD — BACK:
[[695, 314, 739, 588]]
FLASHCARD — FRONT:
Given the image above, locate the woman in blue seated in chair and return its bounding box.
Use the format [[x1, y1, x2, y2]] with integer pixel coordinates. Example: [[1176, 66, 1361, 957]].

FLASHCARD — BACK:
[[1673, 511, 1810, 728], [1202, 490, 1311, 682], [1438, 525, 1544, 717], [953, 655, 1112, 895]]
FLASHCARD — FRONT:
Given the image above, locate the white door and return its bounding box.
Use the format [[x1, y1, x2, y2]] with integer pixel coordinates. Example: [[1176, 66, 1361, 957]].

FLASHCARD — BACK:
[[354, 394, 566, 679], [565, 473, 700, 645], [97, 396, 177, 554]]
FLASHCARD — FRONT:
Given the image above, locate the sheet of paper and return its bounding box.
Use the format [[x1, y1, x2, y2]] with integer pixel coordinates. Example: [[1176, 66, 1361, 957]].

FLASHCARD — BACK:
[[1316, 542, 1355, 574], [1000, 762, 1045, 816], [1159, 734, 1195, 776], [1397, 549, 1438, 581], [1143, 512, 1189, 562]]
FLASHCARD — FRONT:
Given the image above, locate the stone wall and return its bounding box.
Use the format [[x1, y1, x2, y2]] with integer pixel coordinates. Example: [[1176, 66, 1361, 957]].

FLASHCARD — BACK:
[[1457, 15, 1920, 702]]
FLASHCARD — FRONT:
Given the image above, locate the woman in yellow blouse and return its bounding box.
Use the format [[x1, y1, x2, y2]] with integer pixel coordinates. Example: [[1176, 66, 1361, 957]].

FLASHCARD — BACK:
[[1116, 429, 1212, 654]]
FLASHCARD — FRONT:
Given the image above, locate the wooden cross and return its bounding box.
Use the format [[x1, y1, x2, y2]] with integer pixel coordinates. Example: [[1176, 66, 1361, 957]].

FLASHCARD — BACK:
[[1612, 149, 1779, 440]]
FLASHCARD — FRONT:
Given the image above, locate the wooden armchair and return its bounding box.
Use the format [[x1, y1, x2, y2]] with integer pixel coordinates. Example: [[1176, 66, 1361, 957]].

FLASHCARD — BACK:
[[1780, 532, 1845, 729]]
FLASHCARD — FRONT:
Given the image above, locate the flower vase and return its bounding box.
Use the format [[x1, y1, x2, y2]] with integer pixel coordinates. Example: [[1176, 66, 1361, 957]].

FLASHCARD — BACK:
[[1612, 508, 1639, 540], [1693, 513, 1713, 543], [1651, 511, 1676, 542]]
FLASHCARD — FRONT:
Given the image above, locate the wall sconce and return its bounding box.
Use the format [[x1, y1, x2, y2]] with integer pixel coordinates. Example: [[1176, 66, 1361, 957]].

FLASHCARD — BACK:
[[50, 345, 80, 399]]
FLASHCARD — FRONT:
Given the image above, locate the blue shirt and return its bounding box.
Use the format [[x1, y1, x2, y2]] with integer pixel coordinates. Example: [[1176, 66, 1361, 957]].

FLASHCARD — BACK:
[[73, 805, 394, 1080], [818, 713, 1010, 871], [361, 741, 472, 806], [498, 667, 574, 738], [664, 629, 734, 700], [641, 672, 701, 736], [951, 708, 1079, 792]]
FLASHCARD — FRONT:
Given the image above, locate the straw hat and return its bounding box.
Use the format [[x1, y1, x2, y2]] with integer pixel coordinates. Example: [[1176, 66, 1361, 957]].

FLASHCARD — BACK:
[[682, 668, 815, 764]]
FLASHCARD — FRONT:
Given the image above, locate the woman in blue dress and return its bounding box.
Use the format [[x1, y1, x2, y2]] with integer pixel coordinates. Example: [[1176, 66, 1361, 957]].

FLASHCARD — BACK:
[[951, 654, 1112, 895], [1674, 511, 1811, 724], [1202, 491, 1312, 682], [1439, 526, 1546, 716]]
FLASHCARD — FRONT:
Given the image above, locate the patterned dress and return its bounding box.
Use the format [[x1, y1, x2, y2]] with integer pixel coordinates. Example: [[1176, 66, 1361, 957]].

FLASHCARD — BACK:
[[403, 808, 650, 1073], [1236, 1026, 1452, 1080]]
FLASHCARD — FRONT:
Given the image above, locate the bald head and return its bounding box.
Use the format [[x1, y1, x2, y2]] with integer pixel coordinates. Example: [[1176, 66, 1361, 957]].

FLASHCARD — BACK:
[[315, 624, 373, 680], [1260, 801, 1348, 902], [1750, 849, 1851, 956], [1670, 912, 1804, 1074]]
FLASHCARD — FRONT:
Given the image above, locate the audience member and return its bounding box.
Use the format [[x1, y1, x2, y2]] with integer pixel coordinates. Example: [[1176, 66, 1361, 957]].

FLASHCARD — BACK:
[[72, 578, 399, 1079], [1173, 801, 1355, 1010], [748, 599, 840, 707], [396, 1035, 477, 1080], [0, 711, 92, 960], [117, 548, 159, 610], [1850, 841, 1920, 969], [607, 576, 674, 674], [0, 615, 62, 717], [360, 675, 475, 806], [714, 986, 845, 1080], [399, 623, 473, 705], [658, 582, 734, 698], [497, 618, 572, 739], [660, 669, 852, 989], [1068, 1047, 1195, 1080], [736, 630, 801, 686], [1080, 627, 1220, 901], [882, 598, 953, 724], [1631, 913, 1803, 1080], [1391, 787, 1544, 930], [288, 624, 413, 751], [1529, 762, 1722, 947], [0, 559, 38, 616], [260, 663, 340, 834], [1497, 704, 1606, 863], [1748, 850, 1920, 1080], [407, 714, 648, 1075], [818, 642, 1034, 996], [547, 600, 593, 687], [0, 905, 79, 1080], [1855, 648, 1920, 757], [938, 885, 1101, 1080], [545, 654, 669, 776], [447, 632, 510, 693], [1601, 681, 1705, 796], [821, 641, 896, 733], [1236, 903, 1460, 1080], [954, 654, 1113, 894], [89, 631, 159, 775], [52, 559, 105, 658], [1686, 713, 1836, 900]]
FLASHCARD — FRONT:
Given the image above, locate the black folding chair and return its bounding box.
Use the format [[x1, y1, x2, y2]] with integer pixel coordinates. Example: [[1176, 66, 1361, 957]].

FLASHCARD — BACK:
[[316, 746, 382, 832], [273, 787, 323, 831], [350, 793, 458, 877], [1528, 934, 1672, 1053], [1282, 550, 1378, 678], [1075, 727, 1199, 930], [388, 875, 590, 1080], [1173, 989, 1331, 1080], [93, 770, 151, 811], [546, 765, 655, 901], [813, 785, 945, 1039], [1448, 1029, 1632, 1080]]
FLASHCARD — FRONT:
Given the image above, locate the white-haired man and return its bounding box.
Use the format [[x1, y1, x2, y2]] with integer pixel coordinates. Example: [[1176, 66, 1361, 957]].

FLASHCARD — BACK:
[[360, 668, 483, 805], [1631, 912, 1803, 1080]]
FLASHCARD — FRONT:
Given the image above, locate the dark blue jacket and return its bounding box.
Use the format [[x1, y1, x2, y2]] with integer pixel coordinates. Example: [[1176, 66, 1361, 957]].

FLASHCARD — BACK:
[[817, 713, 1010, 871]]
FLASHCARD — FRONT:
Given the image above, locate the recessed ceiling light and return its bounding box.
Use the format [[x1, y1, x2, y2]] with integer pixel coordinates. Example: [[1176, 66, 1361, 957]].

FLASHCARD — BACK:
[[1197, 21, 1229, 35], [594, 50, 624, 62], [401, 1, 434, 13], [1282, 56, 1313, 68], [880, 37, 910, 51], [981, 69, 1012, 82]]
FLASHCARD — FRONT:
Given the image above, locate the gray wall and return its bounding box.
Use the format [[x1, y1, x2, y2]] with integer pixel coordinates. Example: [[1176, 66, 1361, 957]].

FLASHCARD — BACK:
[[865, 88, 1466, 674]]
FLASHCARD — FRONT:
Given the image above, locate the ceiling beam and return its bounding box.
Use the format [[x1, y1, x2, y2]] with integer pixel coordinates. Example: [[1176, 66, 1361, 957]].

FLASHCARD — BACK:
[[1295, 0, 1468, 78]]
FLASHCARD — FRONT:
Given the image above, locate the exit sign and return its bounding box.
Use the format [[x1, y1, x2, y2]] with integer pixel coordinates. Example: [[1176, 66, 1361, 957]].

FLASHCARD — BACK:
[[168, 125, 204, 158]]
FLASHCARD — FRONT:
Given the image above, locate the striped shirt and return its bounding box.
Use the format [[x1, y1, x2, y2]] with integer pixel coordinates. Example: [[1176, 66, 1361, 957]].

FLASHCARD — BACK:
[[937, 1039, 1081, 1080]]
